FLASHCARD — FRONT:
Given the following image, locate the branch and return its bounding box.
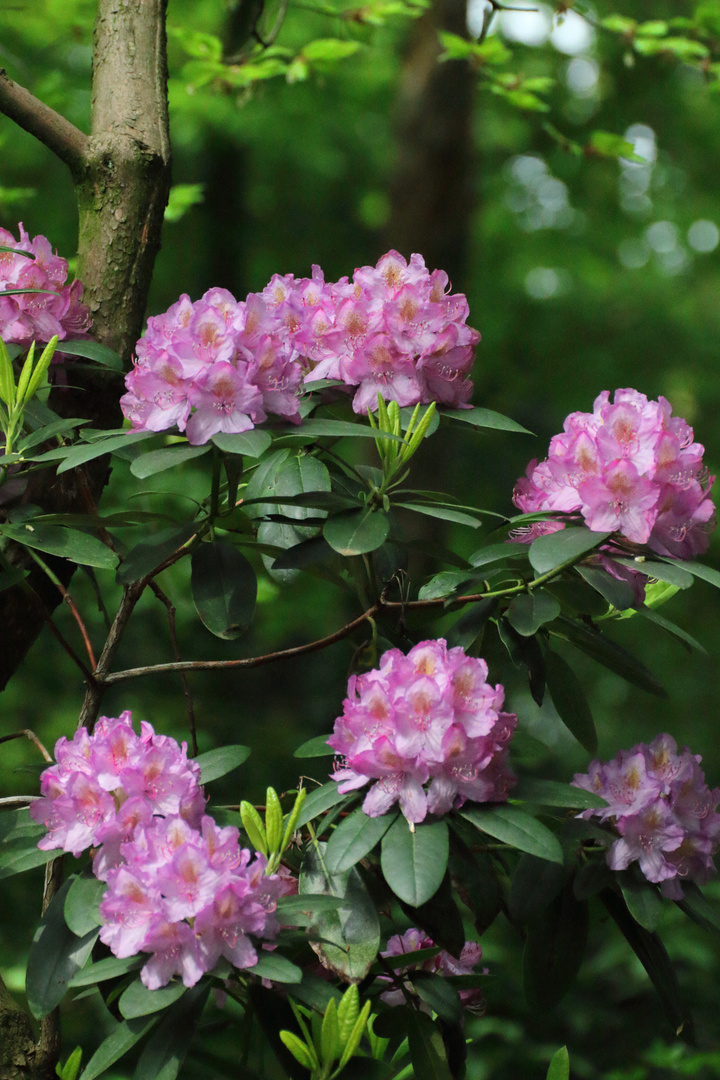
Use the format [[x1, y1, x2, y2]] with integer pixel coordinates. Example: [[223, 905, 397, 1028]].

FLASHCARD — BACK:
[[0, 69, 88, 175]]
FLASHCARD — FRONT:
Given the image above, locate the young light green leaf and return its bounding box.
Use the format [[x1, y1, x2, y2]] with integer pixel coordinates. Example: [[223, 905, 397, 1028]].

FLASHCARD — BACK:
[[24, 336, 58, 402], [337, 999, 372, 1071], [0, 335, 16, 406], [57, 1045, 83, 1080], [546, 1046, 570, 1080], [279, 1030, 316, 1071], [265, 787, 284, 854], [321, 997, 340, 1068], [282, 787, 307, 850], [240, 801, 268, 855]]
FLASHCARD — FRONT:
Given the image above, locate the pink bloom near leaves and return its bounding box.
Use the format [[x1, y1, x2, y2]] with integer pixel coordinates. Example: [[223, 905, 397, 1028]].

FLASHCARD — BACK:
[[379, 929, 485, 1011], [328, 639, 516, 825]]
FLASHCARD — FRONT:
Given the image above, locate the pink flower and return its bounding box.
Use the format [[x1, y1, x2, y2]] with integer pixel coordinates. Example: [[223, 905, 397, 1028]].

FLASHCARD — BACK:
[[379, 928, 485, 1011]]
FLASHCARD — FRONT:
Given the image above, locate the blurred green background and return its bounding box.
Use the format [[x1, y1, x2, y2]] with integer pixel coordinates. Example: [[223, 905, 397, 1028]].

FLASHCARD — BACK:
[[2, 0, 720, 1076]]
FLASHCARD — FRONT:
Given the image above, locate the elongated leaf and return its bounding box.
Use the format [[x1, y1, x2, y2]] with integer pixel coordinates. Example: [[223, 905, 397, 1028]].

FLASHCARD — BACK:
[[80, 1015, 159, 1080], [509, 853, 567, 924], [64, 874, 106, 936], [132, 983, 210, 1080], [676, 882, 720, 936], [554, 615, 666, 696], [299, 843, 380, 983], [272, 535, 337, 571], [618, 874, 664, 933], [191, 539, 257, 638], [529, 526, 610, 576], [543, 650, 597, 754], [459, 805, 563, 865], [448, 830, 500, 935], [1, 523, 117, 569], [469, 541, 528, 567], [523, 881, 589, 1009], [406, 1009, 453, 1080], [380, 818, 449, 906], [395, 502, 481, 528], [324, 809, 397, 874], [413, 973, 463, 1025], [399, 871, 466, 958], [576, 564, 635, 611], [49, 431, 155, 472], [119, 979, 187, 1019], [26, 878, 99, 1018], [512, 777, 607, 810], [547, 1046, 570, 1080], [194, 743, 250, 784], [668, 558, 720, 590], [117, 522, 197, 583], [69, 956, 143, 989], [247, 953, 303, 983], [18, 417, 89, 452], [0, 808, 44, 844], [130, 444, 209, 479], [323, 508, 389, 556], [506, 590, 561, 636], [275, 895, 346, 924], [635, 605, 706, 653], [58, 339, 123, 371], [283, 418, 404, 441], [294, 735, 334, 758], [0, 843, 56, 879], [212, 429, 272, 458], [295, 782, 349, 828], [442, 406, 531, 435], [418, 570, 472, 600], [612, 557, 693, 589]]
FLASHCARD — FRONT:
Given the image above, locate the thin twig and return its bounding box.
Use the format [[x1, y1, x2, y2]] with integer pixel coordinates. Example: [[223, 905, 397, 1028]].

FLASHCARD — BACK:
[[0, 728, 52, 761], [0, 69, 88, 175], [149, 581, 198, 756], [25, 547, 97, 668], [77, 582, 145, 730]]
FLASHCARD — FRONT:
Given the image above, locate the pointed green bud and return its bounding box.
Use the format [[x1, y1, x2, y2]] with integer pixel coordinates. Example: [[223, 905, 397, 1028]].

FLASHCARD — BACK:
[[24, 335, 58, 403], [265, 786, 283, 855], [279, 1031, 317, 1072], [337, 984, 360, 1045], [15, 341, 35, 406], [0, 337, 16, 408], [320, 998, 340, 1068], [336, 1000, 372, 1072], [240, 800, 268, 856], [281, 786, 306, 852], [386, 399, 401, 437], [401, 402, 437, 463]]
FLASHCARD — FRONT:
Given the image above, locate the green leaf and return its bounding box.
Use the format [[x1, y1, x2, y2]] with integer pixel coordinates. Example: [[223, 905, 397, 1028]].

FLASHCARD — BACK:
[[117, 522, 197, 583], [529, 526, 610, 576], [413, 972, 463, 1025], [634, 35, 709, 58], [64, 874, 106, 936], [49, 431, 155, 472], [58, 339, 123, 371], [294, 735, 334, 758], [68, 956, 143, 989], [80, 1015, 160, 1080], [191, 539, 257, 638], [441, 407, 531, 434], [18, 417, 89, 453], [459, 805, 564, 865], [194, 743, 251, 784], [211, 429, 272, 458], [284, 417, 404, 442], [575, 564, 635, 611], [323, 508, 389, 556], [509, 853, 567, 925], [119, 979, 188, 1019], [295, 782, 349, 828], [469, 541, 528, 568], [589, 130, 644, 161], [613, 557, 694, 589], [618, 874, 665, 933], [418, 570, 472, 600], [299, 843, 381, 983], [523, 880, 589, 1009], [406, 1010, 453, 1080], [275, 894, 346, 926], [395, 502, 481, 528], [676, 882, 720, 936], [512, 777, 606, 810], [448, 832, 501, 934], [506, 590, 561, 636], [247, 953, 303, 983], [302, 37, 361, 61], [554, 616, 666, 696], [279, 1032, 315, 1071], [546, 1046, 570, 1080], [635, 605, 706, 653], [132, 982, 210, 1080], [130, 444, 210, 479], [57, 1045, 83, 1080], [380, 818, 449, 906], [666, 558, 720, 590], [1, 523, 117, 569], [0, 842, 56, 879], [324, 809, 398, 874], [543, 650, 597, 754], [26, 878, 99, 1018], [0, 808, 45, 845]]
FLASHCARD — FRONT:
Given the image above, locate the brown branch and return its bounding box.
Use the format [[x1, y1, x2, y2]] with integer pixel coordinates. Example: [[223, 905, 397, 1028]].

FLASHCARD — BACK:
[[149, 581, 198, 755], [77, 582, 145, 730], [0, 69, 88, 175], [0, 728, 52, 761]]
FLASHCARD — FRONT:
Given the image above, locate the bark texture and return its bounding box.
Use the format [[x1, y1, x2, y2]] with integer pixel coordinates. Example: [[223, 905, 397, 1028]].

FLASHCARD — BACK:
[[0, 0, 171, 692]]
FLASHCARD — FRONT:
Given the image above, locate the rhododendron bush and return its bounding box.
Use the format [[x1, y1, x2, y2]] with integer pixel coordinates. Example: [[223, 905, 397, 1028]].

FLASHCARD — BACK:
[[4, 232, 720, 1080]]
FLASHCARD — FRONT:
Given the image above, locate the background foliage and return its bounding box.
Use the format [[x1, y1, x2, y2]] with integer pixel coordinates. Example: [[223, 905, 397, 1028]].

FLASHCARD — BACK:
[[2, 0, 720, 1076]]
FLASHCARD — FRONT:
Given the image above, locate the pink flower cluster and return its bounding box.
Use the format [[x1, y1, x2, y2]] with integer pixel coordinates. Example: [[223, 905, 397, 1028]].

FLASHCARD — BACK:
[[31, 713, 289, 989], [379, 928, 485, 1011], [513, 389, 715, 559], [328, 639, 516, 825], [572, 734, 720, 900], [0, 223, 91, 348], [120, 251, 479, 444]]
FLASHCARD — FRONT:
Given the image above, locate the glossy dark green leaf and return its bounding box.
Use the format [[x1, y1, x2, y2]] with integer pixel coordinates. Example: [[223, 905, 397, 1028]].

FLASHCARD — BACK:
[[285, 417, 404, 441], [418, 570, 472, 600], [247, 953, 303, 983], [0, 808, 44, 845], [272, 535, 337, 571], [509, 853, 567, 924], [545, 576, 611, 617], [293, 735, 334, 758], [1, 523, 117, 569], [191, 539, 257, 638], [0, 567, 29, 593], [119, 979, 187, 1019], [529, 526, 610, 576], [80, 1015, 160, 1080], [512, 776, 607, 810], [448, 829, 501, 935], [572, 860, 614, 901], [324, 809, 398, 874], [612, 557, 693, 589], [675, 882, 720, 936], [523, 880, 589, 1009], [442, 406, 531, 435], [18, 417, 89, 453], [576, 564, 635, 611], [469, 541, 528, 567], [406, 1009, 453, 1080], [299, 843, 380, 983], [132, 982, 210, 1080], [26, 878, 99, 1018], [212, 429, 272, 458], [543, 649, 597, 754], [554, 616, 666, 696], [247, 985, 309, 1080], [295, 782, 349, 828], [117, 523, 197, 583], [0, 842, 56, 879], [68, 956, 143, 989], [497, 619, 546, 704], [194, 743, 250, 784], [459, 805, 563, 865], [395, 502, 482, 528], [64, 874, 106, 936], [667, 558, 720, 590], [130, 444, 209, 479], [506, 590, 561, 636], [58, 338, 123, 371], [635, 605, 706, 653], [618, 873, 665, 933], [413, 973, 463, 1025], [275, 894, 346, 926], [48, 431, 155, 472], [380, 818, 449, 906], [323, 508, 389, 556], [399, 871, 466, 958]]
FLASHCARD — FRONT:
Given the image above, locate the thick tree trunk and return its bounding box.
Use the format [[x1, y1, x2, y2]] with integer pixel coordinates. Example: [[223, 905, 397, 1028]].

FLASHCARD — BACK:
[[0, 0, 171, 693]]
